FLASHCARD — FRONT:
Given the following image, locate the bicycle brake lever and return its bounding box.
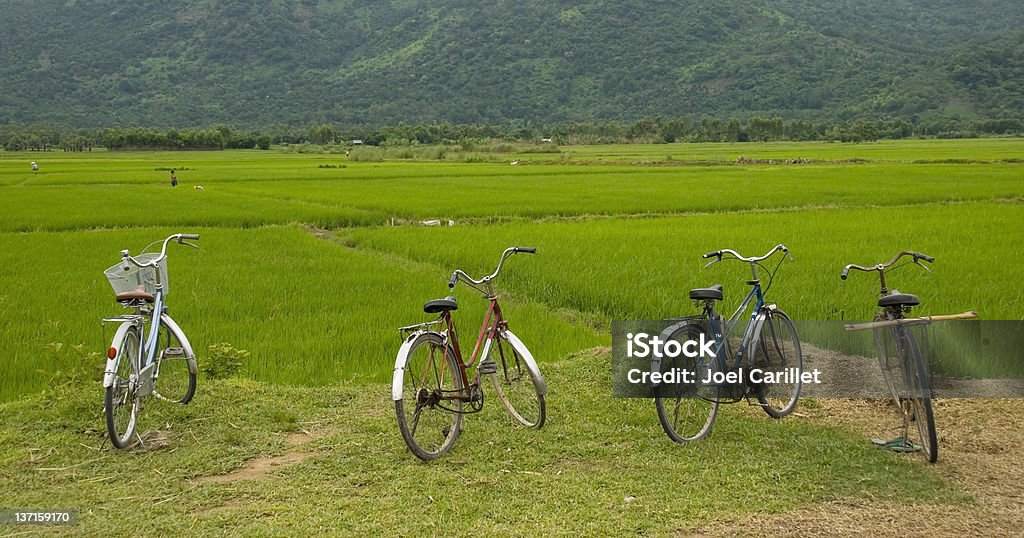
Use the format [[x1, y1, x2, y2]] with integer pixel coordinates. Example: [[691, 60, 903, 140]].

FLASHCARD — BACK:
[[179, 241, 200, 249], [703, 258, 719, 269], [914, 259, 931, 273]]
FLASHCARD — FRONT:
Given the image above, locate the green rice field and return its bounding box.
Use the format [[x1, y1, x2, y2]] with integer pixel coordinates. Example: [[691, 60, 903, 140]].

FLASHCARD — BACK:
[[1, 139, 1023, 534], [1, 139, 1022, 401]]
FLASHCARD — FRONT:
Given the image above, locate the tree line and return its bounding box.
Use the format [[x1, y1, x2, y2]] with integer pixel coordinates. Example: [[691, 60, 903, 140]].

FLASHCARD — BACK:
[[2, 117, 1022, 152]]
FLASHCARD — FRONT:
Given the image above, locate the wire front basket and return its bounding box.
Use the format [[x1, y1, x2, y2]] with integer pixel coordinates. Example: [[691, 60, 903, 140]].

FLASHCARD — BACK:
[[104, 253, 168, 297]]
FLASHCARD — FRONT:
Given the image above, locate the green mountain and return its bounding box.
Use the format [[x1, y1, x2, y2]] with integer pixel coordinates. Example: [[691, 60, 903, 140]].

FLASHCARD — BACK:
[[1, 0, 1021, 128]]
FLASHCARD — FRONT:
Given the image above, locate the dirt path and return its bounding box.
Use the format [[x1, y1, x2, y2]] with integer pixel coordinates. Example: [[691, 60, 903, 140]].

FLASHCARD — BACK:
[[191, 430, 321, 485], [697, 398, 1024, 536]]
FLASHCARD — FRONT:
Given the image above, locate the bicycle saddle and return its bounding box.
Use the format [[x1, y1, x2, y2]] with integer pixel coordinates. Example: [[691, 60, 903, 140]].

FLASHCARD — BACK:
[[689, 284, 724, 301], [423, 296, 458, 314], [116, 284, 155, 303], [878, 292, 920, 308]]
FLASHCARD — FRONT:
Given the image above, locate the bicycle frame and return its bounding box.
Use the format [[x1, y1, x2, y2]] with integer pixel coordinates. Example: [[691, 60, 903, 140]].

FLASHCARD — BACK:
[[450, 299, 510, 398], [102, 233, 199, 393], [704, 281, 767, 372], [392, 246, 546, 404]]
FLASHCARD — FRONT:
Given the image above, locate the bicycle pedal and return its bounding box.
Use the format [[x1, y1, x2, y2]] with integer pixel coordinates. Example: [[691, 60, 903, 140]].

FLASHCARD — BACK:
[[162, 347, 185, 358], [478, 359, 498, 375]]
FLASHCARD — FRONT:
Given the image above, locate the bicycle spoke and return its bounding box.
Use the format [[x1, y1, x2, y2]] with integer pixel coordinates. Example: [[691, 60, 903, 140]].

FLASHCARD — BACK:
[[752, 310, 802, 418], [395, 333, 463, 460], [655, 322, 718, 443], [488, 333, 545, 428]]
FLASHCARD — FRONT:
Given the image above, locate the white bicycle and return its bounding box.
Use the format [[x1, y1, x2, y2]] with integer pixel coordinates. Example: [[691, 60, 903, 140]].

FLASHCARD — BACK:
[[102, 233, 200, 448]]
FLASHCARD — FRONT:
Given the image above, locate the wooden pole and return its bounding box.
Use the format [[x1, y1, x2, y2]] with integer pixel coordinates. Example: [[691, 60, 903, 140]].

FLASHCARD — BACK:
[[843, 311, 979, 332]]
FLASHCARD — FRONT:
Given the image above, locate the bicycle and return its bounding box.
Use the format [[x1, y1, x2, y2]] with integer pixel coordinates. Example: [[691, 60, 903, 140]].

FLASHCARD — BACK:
[[652, 245, 802, 444], [841, 250, 950, 462], [102, 233, 200, 449], [392, 246, 547, 461]]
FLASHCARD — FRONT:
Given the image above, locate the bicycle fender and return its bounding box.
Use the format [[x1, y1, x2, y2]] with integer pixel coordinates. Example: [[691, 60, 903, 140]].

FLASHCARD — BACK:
[[391, 330, 445, 401], [499, 330, 547, 396], [160, 313, 198, 375], [651, 319, 705, 386], [104, 322, 135, 388]]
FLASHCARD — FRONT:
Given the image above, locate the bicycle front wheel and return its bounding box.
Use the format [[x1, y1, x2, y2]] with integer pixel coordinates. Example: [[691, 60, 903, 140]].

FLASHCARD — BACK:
[[487, 331, 546, 428], [654, 321, 719, 443], [105, 325, 141, 449], [153, 317, 197, 404], [900, 328, 938, 463], [394, 332, 464, 461], [751, 308, 802, 418]]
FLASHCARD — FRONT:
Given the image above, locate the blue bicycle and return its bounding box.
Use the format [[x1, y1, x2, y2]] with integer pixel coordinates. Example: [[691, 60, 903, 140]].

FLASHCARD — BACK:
[[652, 245, 803, 443]]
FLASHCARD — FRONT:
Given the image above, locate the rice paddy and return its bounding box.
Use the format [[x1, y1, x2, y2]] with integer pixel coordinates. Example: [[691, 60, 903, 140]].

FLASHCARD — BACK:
[[0, 139, 1021, 401]]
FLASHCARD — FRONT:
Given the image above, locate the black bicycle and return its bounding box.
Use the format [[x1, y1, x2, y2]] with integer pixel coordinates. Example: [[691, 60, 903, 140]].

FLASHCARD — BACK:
[[841, 251, 940, 461], [653, 245, 802, 444]]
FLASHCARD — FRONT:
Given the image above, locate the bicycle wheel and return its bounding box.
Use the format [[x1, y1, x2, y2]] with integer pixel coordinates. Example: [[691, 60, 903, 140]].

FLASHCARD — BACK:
[[873, 321, 907, 402], [105, 325, 141, 449], [394, 332, 465, 460], [751, 308, 802, 418], [899, 328, 938, 463], [654, 321, 719, 443], [487, 331, 545, 428], [153, 318, 197, 404]]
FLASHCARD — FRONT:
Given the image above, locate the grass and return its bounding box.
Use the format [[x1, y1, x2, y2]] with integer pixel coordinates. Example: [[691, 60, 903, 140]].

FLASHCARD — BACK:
[[0, 350, 960, 535], [215, 162, 1022, 222], [0, 139, 1019, 533], [347, 201, 1024, 322], [3, 143, 1022, 231], [0, 141, 1021, 401], [0, 226, 602, 401]]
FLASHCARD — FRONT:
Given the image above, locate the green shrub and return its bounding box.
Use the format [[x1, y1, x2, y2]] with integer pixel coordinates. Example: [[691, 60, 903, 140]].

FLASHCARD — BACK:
[[204, 342, 248, 380]]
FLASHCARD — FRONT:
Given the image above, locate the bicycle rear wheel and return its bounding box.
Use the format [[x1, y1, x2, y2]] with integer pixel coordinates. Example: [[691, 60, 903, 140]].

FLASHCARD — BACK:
[[153, 317, 197, 404], [751, 308, 802, 418], [394, 332, 464, 460], [105, 325, 141, 449], [900, 328, 938, 463], [654, 321, 719, 443], [487, 331, 545, 428]]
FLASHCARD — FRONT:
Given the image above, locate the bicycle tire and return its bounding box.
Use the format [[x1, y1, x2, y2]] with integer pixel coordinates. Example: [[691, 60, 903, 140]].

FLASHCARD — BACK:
[[394, 332, 464, 461], [751, 308, 802, 418], [105, 325, 141, 449], [153, 316, 197, 404], [900, 328, 938, 463], [487, 332, 546, 428], [654, 321, 719, 443]]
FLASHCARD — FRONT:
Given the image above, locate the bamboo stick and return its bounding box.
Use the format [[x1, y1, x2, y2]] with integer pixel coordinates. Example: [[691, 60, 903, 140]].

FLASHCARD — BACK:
[[843, 311, 979, 332]]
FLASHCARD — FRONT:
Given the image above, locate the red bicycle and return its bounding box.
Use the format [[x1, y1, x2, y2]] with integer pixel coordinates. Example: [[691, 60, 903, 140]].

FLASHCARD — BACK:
[[392, 247, 547, 460]]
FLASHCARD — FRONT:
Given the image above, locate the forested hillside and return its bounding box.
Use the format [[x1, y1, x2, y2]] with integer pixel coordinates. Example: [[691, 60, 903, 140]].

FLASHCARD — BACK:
[[1, 0, 1021, 128]]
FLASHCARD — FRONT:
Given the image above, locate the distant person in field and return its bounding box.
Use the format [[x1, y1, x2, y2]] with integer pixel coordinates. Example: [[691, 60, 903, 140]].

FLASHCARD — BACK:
[[170, 170, 178, 187], [31, 161, 38, 172]]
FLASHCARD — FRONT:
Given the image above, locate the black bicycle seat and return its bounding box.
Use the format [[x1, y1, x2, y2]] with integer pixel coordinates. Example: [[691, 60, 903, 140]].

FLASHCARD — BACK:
[[424, 296, 458, 314], [689, 284, 724, 301], [878, 292, 920, 308]]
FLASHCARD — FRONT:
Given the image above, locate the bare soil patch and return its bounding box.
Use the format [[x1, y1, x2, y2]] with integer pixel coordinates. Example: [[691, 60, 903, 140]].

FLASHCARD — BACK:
[[696, 398, 1024, 536], [192, 430, 322, 485]]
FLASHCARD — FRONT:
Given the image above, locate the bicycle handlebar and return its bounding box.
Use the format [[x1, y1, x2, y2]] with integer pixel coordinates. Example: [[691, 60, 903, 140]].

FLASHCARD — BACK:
[[449, 246, 537, 289], [840, 250, 933, 280], [121, 233, 200, 268], [703, 244, 791, 268]]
